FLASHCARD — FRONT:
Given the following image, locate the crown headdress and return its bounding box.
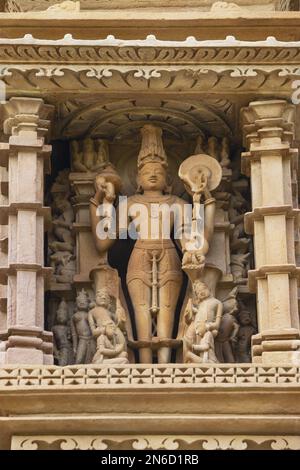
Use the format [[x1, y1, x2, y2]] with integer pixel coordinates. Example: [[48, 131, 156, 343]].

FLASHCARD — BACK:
[[76, 289, 89, 304], [137, 124, 168, 169]]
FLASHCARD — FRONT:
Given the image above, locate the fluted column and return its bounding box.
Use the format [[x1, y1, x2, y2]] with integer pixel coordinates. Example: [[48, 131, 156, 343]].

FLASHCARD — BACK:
[[0, 97, 54, 365], [241, 100, 300, 364]]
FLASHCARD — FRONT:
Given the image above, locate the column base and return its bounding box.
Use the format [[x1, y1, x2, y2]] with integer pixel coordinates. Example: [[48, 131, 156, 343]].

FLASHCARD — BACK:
[[261, 350, 300, 365], [0, 327, 53, 365], [5, 347, 44, 365], [252, 329, 300, 365]]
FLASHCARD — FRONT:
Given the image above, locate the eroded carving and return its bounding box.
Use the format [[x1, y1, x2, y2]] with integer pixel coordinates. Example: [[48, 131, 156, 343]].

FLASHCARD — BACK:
[[48, 170, 75, 286], [52, 299, 74, 366]]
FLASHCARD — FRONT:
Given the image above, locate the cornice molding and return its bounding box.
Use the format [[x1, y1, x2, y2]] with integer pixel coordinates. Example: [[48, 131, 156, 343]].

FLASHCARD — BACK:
[[0, 35, 299, 96]]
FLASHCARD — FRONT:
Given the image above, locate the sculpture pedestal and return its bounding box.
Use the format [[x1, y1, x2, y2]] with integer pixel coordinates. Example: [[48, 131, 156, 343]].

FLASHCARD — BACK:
[[1, 364, 300, 450]]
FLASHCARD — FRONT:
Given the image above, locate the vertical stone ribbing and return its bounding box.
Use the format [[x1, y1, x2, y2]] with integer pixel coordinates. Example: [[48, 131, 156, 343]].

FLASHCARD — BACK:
[[0, 97, 54, 365], [241, 100, 300, 364]]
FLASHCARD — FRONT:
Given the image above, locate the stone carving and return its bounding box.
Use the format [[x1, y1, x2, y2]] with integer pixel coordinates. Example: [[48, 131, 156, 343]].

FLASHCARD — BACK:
[[4, 0, 294, 13], [188, 135, 231, 169], [229, 184, 251, 254], [211, 1, 243, 11], [11, 434, 300, 451], [89, 124, 222, 364], [231, 253, 250, 284], [179, 152, 221, 282], [183, 280, 223, 363], [0, 36, 299, 101], [88, 289, 117, 332], [1, 364, 300, 388], [220, 137, 231, 168], [52, 299, 74, 366], [70, 138, 109, 173], [49, 170, 75, 285], [92, 320, 129, 365], [71, 289, 95, 364], [215, 288, 239, 363], [88, 289, 128, 364], [47, 1, 80, 11], [228, 179, 251, 284], [235, 306, 257, 363]]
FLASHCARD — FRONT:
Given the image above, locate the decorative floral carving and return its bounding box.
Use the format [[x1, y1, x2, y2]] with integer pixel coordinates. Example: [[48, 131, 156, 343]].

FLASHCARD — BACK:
[[11, 434, 300, 450]]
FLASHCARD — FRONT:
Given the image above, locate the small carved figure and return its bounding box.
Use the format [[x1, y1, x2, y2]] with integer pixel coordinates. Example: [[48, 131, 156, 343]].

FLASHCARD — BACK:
[[92, 140, 110, 172], [207, 136, 219, 160], [51, 252, 76, 284], [194, 135, 206, 154], [49, 195, 74, 254], [231, 253, 250, 284], [49, 172, 75, 285], [229, 188, 251, 254], [70, 140, 87, 172], [95, 174, 116, 204], [235, 308, 256, 363], [183, 280, 223, 363], [52, 299, 73, 366], [83, 138, 96, 171], [71, 289, 95, 364], [220, 137, 231, 168], [215, 288, 240, 363], [92, 320, 129, 365], [88, 288, 117, 338]]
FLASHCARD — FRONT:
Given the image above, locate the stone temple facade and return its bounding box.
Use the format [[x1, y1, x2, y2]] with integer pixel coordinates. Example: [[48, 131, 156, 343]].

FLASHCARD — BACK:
[[0, 0, 300, 451]]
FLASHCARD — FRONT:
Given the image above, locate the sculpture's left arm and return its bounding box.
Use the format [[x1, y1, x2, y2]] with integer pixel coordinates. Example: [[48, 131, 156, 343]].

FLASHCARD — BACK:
[[208, 300, 223, 333], [203, 190, 216, 249]]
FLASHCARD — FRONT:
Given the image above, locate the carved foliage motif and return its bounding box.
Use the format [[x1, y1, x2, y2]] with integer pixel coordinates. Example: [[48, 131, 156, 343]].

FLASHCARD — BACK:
[[0, 37, 300, 98], [11, 434, 300, 451]]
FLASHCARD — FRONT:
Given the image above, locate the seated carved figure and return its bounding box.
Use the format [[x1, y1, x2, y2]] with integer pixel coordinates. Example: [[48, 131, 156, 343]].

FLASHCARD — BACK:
[[184, 322, 218, 364], [92, 320, 128, 365]]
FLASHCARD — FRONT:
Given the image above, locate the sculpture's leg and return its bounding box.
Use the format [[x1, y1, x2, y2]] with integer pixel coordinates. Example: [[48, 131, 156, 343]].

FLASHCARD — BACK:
[[157, 280, 182, 364], [127, 279, 153, 363], [75, 339, 86, 364]]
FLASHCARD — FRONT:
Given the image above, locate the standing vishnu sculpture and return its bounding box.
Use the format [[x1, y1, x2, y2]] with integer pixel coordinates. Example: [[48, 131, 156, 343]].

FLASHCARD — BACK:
[[89, 124, 221, 363]]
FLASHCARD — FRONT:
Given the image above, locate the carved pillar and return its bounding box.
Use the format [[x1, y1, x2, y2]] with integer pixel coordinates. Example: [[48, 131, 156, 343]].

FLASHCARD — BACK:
[[241, 100, 300, 364], [69, 173, 103, 289], [0, 97, 54, 365]]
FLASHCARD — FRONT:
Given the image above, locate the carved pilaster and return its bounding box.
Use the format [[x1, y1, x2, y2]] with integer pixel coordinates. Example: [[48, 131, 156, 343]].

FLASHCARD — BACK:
[[69, 172, 103, 288], [0, 97, 54, 365], [241, 100, 300, 364]]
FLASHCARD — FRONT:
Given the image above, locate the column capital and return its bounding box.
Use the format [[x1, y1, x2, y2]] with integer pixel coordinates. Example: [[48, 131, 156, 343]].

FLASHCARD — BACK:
[[2, 97, 54, 139], [241, 100, 296, 149]]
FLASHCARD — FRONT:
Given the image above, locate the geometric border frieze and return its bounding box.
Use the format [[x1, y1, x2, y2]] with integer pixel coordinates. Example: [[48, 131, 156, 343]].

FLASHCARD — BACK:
[[1, 365, 300, 388]]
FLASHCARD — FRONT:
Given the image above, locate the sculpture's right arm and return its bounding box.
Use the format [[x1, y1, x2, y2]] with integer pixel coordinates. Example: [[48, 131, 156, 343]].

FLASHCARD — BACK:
[[88, 311, 96, 336], [70, 317, 77, 353]]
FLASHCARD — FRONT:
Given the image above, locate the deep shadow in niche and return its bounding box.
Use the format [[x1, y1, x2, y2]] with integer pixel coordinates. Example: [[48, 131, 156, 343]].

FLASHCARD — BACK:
[[44, 140, 71, 332]]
